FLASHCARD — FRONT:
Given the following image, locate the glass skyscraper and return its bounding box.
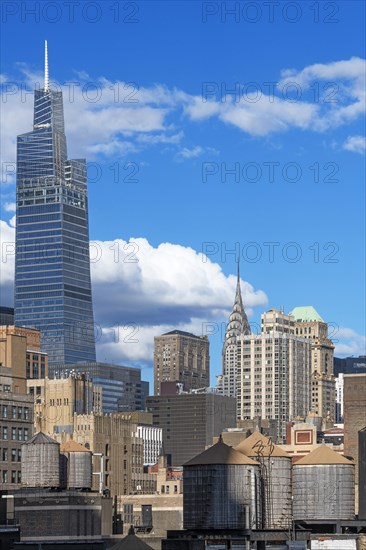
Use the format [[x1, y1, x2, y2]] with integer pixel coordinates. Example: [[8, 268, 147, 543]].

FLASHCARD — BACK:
[[14, 42, 96, 365]]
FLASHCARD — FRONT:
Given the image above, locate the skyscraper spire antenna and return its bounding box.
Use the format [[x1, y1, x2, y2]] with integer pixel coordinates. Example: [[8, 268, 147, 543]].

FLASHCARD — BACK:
[[235, 257, 241, 298], [44, 40, 49, 91]]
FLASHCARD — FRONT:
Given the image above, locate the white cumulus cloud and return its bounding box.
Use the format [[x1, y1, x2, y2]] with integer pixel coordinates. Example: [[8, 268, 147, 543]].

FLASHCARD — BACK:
[[278, 57, 366, 131], [0, 220, 267, 365], [342, 135, 366, 154], [2, 56, 365, 173], [334, 327, 366, 357], [2, 217, 364, 365], [185, 57, 366, 136]]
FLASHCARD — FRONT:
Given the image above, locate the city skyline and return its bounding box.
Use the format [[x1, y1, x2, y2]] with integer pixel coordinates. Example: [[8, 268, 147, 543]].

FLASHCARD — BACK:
[[1, 2, 365, 389]]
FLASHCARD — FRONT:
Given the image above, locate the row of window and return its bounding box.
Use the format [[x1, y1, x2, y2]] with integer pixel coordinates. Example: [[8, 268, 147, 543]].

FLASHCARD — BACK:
[[18, 197, 85, 207], [1, 448, 22, 462], [1, 470, 22, 484], [49, 398, 69, 406], [161, 484, 179, 494], [28, 386, 42, 396], [1, 406, 30, 420], [0, 427, 29, 441], [26, 365, 46, 379]]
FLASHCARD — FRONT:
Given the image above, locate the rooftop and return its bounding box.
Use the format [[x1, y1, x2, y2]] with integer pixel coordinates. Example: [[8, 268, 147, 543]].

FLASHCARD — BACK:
[[295, 444, 353, 466], [184, 438, 257, 466], [290, 306, 324, 323], [25, 431, 59, 446], [235, 432, 290, 458], [110, 526, 154, 550], [161, 330, 202, 338], [60, 440, 91, 453]]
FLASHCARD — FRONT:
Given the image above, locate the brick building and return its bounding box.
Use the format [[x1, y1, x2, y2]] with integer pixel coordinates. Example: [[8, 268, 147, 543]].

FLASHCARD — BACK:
[[154, 331, 209, 395], [344, 373, 366, 480]]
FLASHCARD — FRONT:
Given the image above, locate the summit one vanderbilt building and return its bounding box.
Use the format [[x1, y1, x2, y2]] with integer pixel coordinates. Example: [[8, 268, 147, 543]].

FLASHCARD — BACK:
[[14, 43, 96, 365]]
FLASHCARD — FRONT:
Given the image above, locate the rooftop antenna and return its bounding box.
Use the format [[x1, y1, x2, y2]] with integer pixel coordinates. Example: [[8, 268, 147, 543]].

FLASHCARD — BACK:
[[44, 40, 49, 91]]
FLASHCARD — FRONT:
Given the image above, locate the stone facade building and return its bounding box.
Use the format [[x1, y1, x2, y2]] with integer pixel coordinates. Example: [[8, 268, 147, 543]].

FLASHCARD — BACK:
[[27, 374, 102, 435], [73, 412, 156, 496], [291, 306, 335, 421]]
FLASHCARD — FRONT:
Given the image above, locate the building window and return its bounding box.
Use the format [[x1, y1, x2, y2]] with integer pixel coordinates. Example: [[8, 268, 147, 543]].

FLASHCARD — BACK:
[[2, 470, 8, 483], [17, 449, 21, 462], [11, 471, 16, 484], [11, 449, 16, 462], [18, 407, 22, 420], [12, 406, 16, 419], [2, 405, 7, 418], [18, 429, 22, 441], [2, 449, 8, 461], [24, 408, 29, 420], [17, 471, 21, 484], [24, 429, 29, 442], [11, 428, 16, 441], [2, 427, 8, 440]]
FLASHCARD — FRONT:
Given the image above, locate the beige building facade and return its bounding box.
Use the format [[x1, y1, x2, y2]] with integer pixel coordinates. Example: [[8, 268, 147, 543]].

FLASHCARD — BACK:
[[27, 374, 102, 435], [291, 306, 335, 421], [27, 374, 102, 437]]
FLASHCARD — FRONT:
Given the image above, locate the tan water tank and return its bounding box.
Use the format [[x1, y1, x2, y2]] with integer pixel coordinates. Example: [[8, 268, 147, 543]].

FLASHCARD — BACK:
[[60, 440, 92, 490], [293, 445, 355, 520]]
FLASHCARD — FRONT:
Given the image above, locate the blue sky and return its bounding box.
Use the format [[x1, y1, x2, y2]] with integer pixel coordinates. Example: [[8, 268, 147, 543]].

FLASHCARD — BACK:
[[1, 1, 365, 389]]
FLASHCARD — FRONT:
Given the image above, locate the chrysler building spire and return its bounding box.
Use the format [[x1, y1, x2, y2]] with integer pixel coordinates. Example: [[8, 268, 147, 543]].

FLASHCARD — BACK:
[[233, 260, 245, 322], [225, 260, 251, 347], [217, 261, 251, 397]]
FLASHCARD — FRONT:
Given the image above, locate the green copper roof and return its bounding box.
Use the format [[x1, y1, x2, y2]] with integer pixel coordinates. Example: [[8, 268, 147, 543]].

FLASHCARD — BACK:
[[290, 306, 324, 323]]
